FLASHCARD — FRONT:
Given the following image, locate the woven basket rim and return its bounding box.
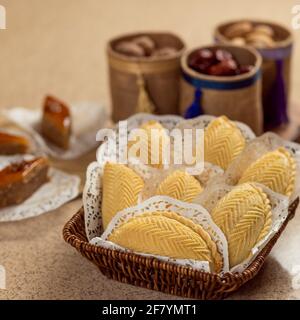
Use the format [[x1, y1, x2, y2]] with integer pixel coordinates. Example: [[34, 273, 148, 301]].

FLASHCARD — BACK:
[[181, 44, 262, 83], [214, 19, 293, 49], [63, 197, 299, 283]]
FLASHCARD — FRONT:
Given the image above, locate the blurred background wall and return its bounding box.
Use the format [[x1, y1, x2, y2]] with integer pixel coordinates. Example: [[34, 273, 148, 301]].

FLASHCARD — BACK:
[[0, 0, 299, 115]]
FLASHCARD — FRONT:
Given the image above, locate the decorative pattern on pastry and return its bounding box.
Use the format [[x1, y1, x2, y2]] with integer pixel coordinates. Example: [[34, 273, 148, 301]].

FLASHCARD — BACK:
[[204, 116, 245, 169], [156, 170, 202, 202], [211, 183, 272, 268], [0, 157, 49, 208], [128, 120, 169, 169], [102, 162, 144, 229], [41, 95, 72, 150], [0, 132, 29, 155], [238, 147, 296, 197], [108, 211, 223, 273]]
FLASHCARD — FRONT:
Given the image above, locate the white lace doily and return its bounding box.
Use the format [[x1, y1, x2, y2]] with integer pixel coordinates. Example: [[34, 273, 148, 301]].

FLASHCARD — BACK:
[[83, 113, 295, 274], [96, 113, 255, 167], [0, 161, 80, 222], [83, 158, 221, 242], [83, 159, 229, 273], [174, 114, 256, 142], [2, 102, 108, 159], [0, 154, 37, 170], [223, 132, 300, 201], [193, 179, 290, 271], [91, 195, 229, 273], [231, 184, 290, 272], [83, 161, 103, 240], [83, 159, 291, 273], [96, 113, 182, 165], [126, 158, 223, 201]]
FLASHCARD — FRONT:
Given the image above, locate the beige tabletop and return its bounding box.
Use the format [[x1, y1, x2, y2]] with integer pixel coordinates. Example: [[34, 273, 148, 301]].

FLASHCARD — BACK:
[[1, 0, 300, 300]]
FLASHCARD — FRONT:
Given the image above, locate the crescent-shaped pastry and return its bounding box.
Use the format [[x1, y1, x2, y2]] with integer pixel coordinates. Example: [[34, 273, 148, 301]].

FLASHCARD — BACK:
[[204, 116, 245, 169], [238, 147, 296, 197], [102, 162, 144, 229], [108, 211, 223, 273], [156, 170, 203, 202], [211, 183, 272, 268], [128, 120, 169, 169]]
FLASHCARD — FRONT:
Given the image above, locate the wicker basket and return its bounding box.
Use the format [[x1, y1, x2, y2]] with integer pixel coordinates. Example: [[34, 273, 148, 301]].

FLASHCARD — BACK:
[[63, 198, 299, 300]]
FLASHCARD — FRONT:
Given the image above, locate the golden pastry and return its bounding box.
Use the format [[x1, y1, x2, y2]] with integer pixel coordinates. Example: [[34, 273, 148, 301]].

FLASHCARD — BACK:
[[211, 183, 272, 268], [102, 162, 144, 229], [204, 116, 245, 169], [156, 170, 202, 202], [128, 120, 169, 169], [239, 147, 296, 196], [109, 211, 223, 272]]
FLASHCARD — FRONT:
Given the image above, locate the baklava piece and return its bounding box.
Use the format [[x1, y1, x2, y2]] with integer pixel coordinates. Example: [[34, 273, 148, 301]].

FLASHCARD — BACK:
[[41, 95, 72, 150], [0, 157, 49, 208]]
